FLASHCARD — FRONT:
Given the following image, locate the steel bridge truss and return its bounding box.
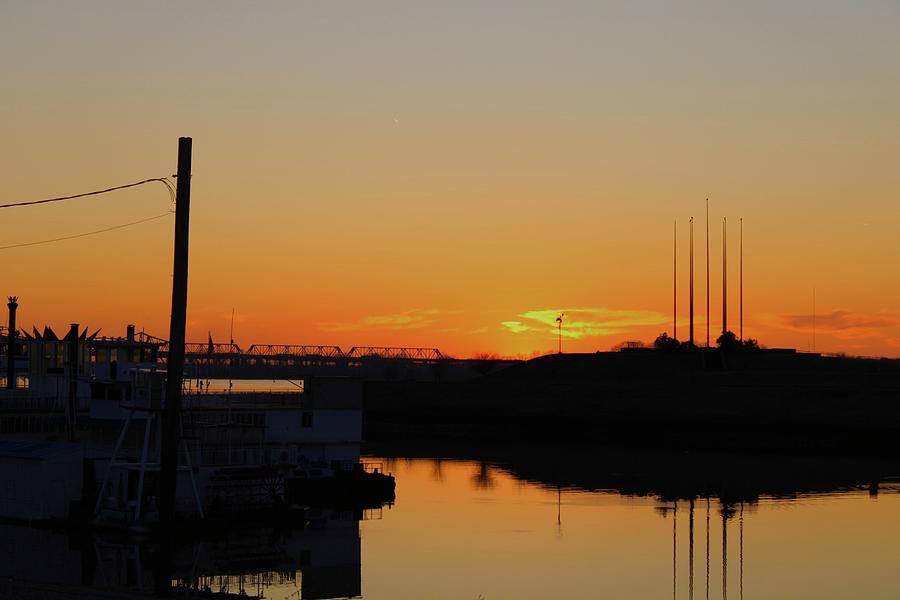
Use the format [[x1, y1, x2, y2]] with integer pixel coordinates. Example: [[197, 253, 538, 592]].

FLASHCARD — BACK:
[[148, 339, 446, 362]]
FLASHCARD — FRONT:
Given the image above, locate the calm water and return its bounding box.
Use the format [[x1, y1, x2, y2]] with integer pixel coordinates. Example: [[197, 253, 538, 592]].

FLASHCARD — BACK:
[[267, 455, 899, 600], [1, 454, 899, 599]]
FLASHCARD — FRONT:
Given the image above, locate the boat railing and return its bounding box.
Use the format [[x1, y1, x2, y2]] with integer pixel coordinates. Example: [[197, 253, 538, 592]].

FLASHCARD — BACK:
[[329, 460, 387, 475], [182, 391, 304, 409], [0, 394, 89, 412], [363, 506, 384, 520], [362, 461, 386, 474], [193, 443, 268, 467]]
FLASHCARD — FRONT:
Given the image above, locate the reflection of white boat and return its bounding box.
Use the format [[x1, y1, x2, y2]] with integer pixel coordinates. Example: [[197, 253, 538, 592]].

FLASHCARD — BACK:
[[0, 510, 365, 600]]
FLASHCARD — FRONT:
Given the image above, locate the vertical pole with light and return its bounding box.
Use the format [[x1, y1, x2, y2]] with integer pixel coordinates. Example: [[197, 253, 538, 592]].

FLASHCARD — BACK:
[[556, 313, 564, 354]]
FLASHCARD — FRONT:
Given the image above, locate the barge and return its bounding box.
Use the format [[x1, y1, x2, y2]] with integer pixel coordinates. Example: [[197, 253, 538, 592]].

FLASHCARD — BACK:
[[0, 313, 395, 528]]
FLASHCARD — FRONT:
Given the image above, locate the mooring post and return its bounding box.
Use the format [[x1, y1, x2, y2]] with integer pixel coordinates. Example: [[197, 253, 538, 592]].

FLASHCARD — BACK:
[[160, 137, 192, 523], [67, 323, 79, 441], [6, 297, 17, 389]]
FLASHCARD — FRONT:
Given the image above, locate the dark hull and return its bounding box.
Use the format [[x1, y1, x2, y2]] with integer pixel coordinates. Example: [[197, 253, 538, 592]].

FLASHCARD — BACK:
[[285, 472, 395, 509]]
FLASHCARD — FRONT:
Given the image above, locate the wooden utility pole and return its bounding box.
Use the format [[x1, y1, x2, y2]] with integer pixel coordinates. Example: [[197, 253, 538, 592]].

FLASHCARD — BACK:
[[160, 137, 192, 522]]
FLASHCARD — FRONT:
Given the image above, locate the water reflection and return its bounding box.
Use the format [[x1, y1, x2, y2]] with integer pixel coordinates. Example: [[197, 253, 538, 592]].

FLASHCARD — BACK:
[[2, 448, 900, 598], [471, 461, 496, 490], [363, 448, 900, 599], [661, 499, 747, 600], [0, 508, 373, 599], [376, 443, 899, 502]]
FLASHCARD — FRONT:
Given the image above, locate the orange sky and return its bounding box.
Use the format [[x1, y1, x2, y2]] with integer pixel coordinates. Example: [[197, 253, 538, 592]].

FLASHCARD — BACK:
[[3, 2, 900, 358]]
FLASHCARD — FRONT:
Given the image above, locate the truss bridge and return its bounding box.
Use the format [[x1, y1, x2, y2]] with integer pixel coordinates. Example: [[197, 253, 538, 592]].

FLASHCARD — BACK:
[[138, 334, 486, 381]]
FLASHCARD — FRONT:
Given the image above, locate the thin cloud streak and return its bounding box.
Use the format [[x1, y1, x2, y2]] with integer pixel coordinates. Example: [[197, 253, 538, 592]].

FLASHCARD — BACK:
[[502, 307, 671, 339], [776, 309, 899, 340], [319, 308, 446, 333]]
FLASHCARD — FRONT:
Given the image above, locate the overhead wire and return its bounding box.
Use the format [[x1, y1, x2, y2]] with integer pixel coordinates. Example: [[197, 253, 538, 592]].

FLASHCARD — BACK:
[[0, 211, 174, 251], [0, 175, 178, 250], [0, 177, 176, 209]]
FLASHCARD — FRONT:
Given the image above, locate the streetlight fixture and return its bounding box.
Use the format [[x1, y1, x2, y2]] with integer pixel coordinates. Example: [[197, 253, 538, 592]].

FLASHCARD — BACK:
[[556, 313, 565, 354]]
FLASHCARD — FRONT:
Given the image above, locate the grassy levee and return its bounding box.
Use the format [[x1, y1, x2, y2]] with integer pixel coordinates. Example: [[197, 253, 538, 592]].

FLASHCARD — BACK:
[[363, 349, 900, 456]]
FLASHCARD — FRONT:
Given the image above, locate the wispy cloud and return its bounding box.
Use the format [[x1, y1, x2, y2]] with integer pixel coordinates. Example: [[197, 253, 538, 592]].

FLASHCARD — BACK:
[[501, 307, 670, 339], [776, 309, 899, 340], [320, 309, 446, 332], [500, 321, 532, 334]]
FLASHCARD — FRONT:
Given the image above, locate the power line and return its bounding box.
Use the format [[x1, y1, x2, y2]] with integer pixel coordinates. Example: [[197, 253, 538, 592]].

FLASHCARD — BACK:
[[0, 211, 174, 251], [0, 177, 175, 210]]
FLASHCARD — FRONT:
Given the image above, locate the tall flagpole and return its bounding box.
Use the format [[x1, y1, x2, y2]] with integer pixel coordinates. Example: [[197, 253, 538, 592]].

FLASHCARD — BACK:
[[740, 218, 743, 342], [722, 217, 727, 336], [690, 217, 695, 346], [674, 220, 677, 341], [706, 199, 710, 347]]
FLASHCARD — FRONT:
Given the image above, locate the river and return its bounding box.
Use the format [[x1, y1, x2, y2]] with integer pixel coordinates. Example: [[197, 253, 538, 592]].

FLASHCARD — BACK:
[[1, 450, 898, 599]]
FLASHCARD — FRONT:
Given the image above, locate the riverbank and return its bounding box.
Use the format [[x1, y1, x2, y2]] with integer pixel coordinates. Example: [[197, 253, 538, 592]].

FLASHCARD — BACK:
[[363, 349, 900, 455]]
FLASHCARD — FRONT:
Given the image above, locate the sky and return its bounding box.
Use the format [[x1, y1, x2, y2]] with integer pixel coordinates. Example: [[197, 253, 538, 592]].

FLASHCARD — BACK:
[[2, 1, 900, 358]]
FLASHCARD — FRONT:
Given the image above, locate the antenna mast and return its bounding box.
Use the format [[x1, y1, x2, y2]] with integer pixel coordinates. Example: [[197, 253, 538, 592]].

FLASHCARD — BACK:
[[706, 199, 710, 347], [739, 218, 743, 342], [674, 220, 677, 341], [722, 217, 727, 336], [690, 217, 694, 346]]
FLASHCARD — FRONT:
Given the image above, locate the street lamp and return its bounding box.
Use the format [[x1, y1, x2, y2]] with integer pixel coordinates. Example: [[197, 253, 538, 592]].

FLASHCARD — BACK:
[[556, 313, 565, 354]]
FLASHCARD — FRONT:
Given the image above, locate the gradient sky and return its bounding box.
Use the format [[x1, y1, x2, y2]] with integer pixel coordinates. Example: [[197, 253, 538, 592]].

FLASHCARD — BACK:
[[3, 1, 900, 357]]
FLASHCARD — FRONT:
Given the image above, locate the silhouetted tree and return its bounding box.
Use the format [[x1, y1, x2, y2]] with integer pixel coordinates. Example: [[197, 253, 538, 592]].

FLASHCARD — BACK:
[[716, 330, 741, 350], [654, 332, 680, 350], [741, 338, 760, 350], [472, 352, 500, 377]]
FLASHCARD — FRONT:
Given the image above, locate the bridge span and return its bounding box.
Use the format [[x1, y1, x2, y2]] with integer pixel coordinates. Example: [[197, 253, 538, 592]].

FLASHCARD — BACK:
[[139, 334, 510, 382]]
